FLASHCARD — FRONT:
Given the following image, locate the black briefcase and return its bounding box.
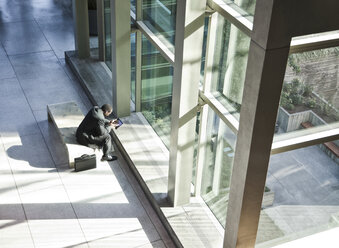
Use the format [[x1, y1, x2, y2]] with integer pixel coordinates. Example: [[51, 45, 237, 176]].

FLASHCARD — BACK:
[[74, 154, 96, 172]]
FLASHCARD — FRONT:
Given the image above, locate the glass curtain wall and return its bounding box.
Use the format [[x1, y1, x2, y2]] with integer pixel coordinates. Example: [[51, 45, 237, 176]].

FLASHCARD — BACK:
[[119, 0, 339, 246], [104, 0, 112, 69], [253, 44, 339, 246], [210, 13, 251, 121], [142, 0, 177, 51], [131, 33, 136, 105], [131, 0, 136, 13], [200, 106, 237, 227], [222, 0, 256, 19], [141, 35, 173, 148]]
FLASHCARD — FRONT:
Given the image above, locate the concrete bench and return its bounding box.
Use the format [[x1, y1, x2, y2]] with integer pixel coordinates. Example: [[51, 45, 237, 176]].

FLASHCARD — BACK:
[[47, 101, 99, 168]]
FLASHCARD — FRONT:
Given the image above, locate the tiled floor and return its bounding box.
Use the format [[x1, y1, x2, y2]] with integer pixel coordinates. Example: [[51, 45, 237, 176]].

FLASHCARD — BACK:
[[0, 1, 174, 247]]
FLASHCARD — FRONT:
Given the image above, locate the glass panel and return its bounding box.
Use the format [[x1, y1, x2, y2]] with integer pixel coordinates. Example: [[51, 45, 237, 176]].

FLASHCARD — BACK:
[[131, 33, 136, 105], [192, 112, 201, 185], [200, 105, 237, 227], [141, 35, 173, 148], [200, 17, 209, 85], [142, 0, 177, 51], [104, 0, 112, 70], [221, 0, 256, 19], [131, 0, 136, 13], [209, 13, 251, 121], [275, 47, 339, 136], [256, 144, 339, 246]]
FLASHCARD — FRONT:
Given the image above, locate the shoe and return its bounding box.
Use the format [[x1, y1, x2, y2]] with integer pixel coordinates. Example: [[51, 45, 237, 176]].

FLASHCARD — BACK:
[[101, 155, 117, 161]]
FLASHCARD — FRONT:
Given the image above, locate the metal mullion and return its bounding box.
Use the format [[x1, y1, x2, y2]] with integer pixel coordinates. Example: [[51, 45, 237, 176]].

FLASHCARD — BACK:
[[290, 31, 339, 54], [194, 12, 215, 196], [199, 91, 239, 134], [202, 12, 218, 92], [208, 0, 252, 36], [136, 20, 175, 65], [271, 123, 339, 154]]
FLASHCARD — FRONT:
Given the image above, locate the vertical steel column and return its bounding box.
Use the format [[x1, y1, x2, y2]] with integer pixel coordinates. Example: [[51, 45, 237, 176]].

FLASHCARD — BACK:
[[73, 0, 90, 59], [110, 0, 131, 117], [168, 0, 207, 206]]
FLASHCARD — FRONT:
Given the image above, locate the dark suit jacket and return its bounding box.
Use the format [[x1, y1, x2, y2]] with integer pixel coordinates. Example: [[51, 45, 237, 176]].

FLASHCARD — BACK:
[[76, 106, 110, 144]]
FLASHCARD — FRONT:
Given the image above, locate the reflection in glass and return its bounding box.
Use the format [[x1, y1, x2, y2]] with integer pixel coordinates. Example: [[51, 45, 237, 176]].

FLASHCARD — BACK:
[[256, 145, 339, 246], [200, 17, 209, 84], [275, 47, 339, 135], [221, 0, 256, 19], [104, 0, 112, 69], [200, 106, 237, 227], [131, 0, 136, 13], [210, 14, 251, 121], [141, 35, 173, 148], [142, 0, 177, 50]]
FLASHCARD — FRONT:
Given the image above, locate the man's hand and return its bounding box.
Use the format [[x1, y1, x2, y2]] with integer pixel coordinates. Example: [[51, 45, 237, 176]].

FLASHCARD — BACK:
[[88, 134, 95, 142], [109, 119, 119, 128]]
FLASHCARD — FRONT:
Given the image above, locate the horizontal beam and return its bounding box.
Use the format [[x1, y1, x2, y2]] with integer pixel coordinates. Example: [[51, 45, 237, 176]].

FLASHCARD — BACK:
[[209, 0, 252, 36], [199, 91, 239, 134], [209, 0, 339, 54], [271, 123, 339, 154], [290, 31, 339, 54], [135, 21, 175, 65]]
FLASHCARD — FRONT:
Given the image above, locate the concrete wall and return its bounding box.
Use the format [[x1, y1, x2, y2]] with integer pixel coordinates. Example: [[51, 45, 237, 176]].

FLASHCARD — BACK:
[[277, 107, 331, 132], [309, 111, 326, 126], [277, 107, 311, 132], [277, 107, 289, 132]]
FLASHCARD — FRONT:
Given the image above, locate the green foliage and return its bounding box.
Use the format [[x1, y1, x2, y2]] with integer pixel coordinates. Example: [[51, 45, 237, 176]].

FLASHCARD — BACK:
[[288, 55, 301, 74], [280, 78, 304, 110], [280, 78, 339, 122], [303, 83, 313, 97], [305, 98, 316, 108]]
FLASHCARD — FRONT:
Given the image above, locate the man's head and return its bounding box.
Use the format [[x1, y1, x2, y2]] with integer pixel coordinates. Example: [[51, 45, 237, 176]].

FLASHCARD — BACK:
[[101, 104, 113, 117]]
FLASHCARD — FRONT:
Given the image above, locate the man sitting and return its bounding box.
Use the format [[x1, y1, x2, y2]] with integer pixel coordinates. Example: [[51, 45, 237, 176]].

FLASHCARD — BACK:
[[76, 104, 118, 161]]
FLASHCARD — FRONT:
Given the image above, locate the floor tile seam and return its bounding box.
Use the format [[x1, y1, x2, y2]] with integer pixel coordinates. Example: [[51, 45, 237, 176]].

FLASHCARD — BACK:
[[0, 76, 17, 81], [114, 150, 173, 247], [17, 182, 67, 196], [29, 99, 89, 242], [7, 50, 55, 60], [6, 49, 55, 57], [56, 163, 91, 245], [33, 18, 61, 63], [0, 19, 36, 25], [269, 173, 299, 204], [6, 48, 48, 127], [0, 132, 37, 247], [266, 174, 301, 232]]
